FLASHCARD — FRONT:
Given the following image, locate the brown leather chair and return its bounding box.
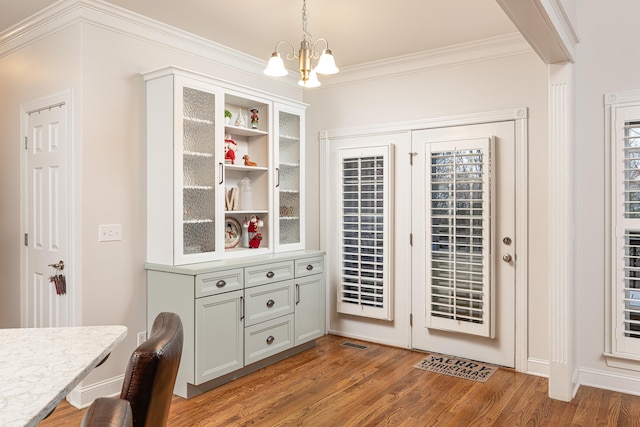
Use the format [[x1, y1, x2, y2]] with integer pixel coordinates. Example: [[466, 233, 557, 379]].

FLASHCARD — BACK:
[[81, 312, 184, 427]]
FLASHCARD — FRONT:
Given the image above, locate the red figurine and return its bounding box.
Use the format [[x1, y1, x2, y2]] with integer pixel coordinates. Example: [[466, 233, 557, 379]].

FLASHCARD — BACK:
[[249, 233, 262, 248]]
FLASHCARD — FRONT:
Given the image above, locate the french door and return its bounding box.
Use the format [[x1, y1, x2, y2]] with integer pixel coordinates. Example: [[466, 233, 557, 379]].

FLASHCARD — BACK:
[[410, 121, 516, 367]]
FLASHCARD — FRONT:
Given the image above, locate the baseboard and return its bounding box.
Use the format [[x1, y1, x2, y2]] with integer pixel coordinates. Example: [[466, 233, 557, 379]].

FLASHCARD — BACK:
[[328, 329, 410, 349], [66, 374, 124, 409], [527, 357, 549, 378], [579, 367, 640, 397]]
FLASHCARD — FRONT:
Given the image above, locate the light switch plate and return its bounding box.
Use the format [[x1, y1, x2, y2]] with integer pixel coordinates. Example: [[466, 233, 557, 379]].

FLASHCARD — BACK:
[[99, 224, 122, 242]]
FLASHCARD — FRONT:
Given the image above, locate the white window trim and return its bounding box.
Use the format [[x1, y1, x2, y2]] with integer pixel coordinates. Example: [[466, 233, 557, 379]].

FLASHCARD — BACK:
[[605, 90, 640, 370]]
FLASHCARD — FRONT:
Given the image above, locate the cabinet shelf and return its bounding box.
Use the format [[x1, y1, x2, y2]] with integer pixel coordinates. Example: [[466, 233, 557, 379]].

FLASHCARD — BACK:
[[278, 162, 299, 168], [225, 125, 268, 138], [225, 164, 268, 172], [280, 216, 300, 220], [279, 189, 299, 194], [225, 210, 268, 215], [184, 219, 214, 224], [184, 117, 213, 125], [280, 135, 300, 142], [184, 151, 214, 158], [185, 185, 214, 190]]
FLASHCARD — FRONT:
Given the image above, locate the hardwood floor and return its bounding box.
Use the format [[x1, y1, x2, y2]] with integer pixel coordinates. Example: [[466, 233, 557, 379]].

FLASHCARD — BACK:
[[41, 334, 640, 426]]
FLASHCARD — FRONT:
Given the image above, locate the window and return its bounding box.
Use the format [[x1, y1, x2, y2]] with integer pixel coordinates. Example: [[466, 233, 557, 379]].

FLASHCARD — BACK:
[[427, 138, 495, 338], [611, 102, 640, 359], [337, 145, 394, 320]]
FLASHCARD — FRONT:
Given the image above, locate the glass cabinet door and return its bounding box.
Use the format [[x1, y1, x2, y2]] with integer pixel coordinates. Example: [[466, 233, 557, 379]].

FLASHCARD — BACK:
[[178, 84, 221, 262], [275, 106, 305, 251]]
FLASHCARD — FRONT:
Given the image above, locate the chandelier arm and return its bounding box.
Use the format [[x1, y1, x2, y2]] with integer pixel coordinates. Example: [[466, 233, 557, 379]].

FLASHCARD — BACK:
[[311, 38, 329, 59], [274, 40, 298, 60]]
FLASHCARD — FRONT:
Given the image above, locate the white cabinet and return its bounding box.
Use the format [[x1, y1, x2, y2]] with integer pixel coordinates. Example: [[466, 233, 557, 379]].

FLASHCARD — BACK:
[[144, 67, 308, 266], [145, 72, 224, 265], [146, 250, 324, 399], [294, 257, 325, 346], [195, 290, 243, 384], [274, 105, 305, 251]]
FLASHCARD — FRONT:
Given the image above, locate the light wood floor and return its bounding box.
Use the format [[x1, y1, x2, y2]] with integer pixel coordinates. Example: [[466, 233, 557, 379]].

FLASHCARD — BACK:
[[42, 334, 640, 426]]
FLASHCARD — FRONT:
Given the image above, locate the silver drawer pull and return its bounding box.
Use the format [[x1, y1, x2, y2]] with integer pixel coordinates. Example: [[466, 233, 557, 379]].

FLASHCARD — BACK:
[[266, 299, 275, 308], [216, 280, 226, 288], [266, 335, 275, 345], [306, 264, 313, 271], [266, 271, 275, 279]]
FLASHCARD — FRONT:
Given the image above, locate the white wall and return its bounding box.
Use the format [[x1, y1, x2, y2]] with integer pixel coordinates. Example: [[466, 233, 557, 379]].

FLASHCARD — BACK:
[[575, 1, 640, 393], [303, 50, 550, 365], [0, 5, 303, 401], [0, 25, 83, 328]]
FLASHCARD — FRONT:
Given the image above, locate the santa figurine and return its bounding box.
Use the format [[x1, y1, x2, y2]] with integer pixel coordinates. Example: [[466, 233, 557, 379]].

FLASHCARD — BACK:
[[224, 137, 237, 164], [247, 215, 264, 248]]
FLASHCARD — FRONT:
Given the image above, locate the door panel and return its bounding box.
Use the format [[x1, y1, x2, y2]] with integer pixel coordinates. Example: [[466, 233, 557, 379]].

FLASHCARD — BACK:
[[411, 122, 515, 367], [25, 104, 69, 327]]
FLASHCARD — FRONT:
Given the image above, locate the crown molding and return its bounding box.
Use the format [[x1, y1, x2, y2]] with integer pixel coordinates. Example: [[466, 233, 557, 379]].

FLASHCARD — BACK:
[[0, 0, 301, 88], [315, 32, 532, 89], [0, 1, 532, 91]]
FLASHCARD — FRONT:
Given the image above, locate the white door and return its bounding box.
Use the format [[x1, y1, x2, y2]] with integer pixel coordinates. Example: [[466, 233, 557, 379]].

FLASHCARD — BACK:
[[24, 103, 70, 328], [411, 121, 515, 367]]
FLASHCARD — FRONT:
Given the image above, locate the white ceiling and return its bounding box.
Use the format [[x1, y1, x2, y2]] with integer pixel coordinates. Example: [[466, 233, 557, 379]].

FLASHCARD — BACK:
[[0, 0, 518, 68]]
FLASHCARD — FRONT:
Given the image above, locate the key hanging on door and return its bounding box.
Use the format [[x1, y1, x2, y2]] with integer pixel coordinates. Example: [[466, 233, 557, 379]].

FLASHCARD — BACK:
[[48, 261, 67, 296]]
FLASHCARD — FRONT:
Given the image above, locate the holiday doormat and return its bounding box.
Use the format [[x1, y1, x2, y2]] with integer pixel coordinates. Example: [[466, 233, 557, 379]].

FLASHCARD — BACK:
[[413, 353, 498, 383]]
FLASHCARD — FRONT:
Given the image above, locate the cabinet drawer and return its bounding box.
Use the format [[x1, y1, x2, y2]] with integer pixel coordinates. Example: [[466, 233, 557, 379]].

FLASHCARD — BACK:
[[295, 256, 324, 278], [245, 261, 294, 288], [245, 314, 294, 365], [244, 280, 294, 327], [196, 268, 244, 298]]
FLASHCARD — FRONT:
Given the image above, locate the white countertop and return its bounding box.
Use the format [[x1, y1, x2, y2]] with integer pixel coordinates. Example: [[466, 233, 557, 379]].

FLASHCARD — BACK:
[[0, 325, 127, 427]]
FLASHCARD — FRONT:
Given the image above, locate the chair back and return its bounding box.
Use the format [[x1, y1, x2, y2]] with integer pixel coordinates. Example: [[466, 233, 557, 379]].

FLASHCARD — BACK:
[[120, 312, 183, 427]]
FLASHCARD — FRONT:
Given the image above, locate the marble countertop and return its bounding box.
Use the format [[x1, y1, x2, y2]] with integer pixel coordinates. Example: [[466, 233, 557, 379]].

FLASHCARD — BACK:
[[0, 325, 127, 427]]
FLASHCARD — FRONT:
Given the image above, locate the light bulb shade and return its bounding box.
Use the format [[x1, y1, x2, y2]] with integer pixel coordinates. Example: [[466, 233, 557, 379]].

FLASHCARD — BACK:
[[315, 49, 339, 75], [264, 52, 288, 77], [298, 68, 321, 88]]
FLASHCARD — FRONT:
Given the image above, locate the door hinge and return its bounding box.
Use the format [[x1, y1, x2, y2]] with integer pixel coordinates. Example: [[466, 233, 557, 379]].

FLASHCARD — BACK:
[[410, 233, 413, 246], [24, 233, 28, 246], [409, 152, 417, 166], [24, 136, 28, 150], [410, 313, 413, 327]]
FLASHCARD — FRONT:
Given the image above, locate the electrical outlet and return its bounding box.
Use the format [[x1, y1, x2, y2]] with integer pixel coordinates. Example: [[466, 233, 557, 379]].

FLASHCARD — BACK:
[[137, 331, 147, 346], [99, 224, 122, 242]]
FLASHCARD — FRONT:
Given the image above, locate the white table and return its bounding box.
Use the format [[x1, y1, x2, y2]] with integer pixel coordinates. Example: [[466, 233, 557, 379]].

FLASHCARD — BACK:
[[0, 325, 127, 427]]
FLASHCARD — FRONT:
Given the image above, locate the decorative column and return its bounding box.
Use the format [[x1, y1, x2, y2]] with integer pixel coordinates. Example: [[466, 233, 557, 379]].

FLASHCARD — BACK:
[[548, 62, 577, 401]]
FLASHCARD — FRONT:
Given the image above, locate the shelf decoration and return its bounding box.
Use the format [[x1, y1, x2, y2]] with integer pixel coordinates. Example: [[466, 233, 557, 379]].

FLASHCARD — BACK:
[[247, 215, 264, 249], [224, 137, 237, 164], [239, 177, 253, 210], [250, 108, 259, 129], [235, 109, 246, 127], [225, 187, 238, 211], [225, 217, 242, 248], [243, 155, 257, 166]]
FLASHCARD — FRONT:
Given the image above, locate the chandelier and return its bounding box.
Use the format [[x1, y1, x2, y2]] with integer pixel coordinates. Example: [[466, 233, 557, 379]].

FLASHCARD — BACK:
[[263, 0, 339, 88]]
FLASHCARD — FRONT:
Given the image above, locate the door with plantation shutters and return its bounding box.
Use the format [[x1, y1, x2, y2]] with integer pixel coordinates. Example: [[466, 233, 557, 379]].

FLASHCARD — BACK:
[[411, 122, 516, 368], [337, 145, 394, 320]]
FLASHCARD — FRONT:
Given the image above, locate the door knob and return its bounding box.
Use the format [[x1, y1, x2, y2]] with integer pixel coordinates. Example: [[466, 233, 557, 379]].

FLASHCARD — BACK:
[[502, 254, 513, 263], [48, 260, 64, 271]]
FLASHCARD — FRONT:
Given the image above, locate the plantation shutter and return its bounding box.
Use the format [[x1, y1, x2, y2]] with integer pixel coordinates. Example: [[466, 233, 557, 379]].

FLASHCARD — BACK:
[[613, 105, 640, 358], [337, 145, 394, 320], [427, 137, 495, 338]]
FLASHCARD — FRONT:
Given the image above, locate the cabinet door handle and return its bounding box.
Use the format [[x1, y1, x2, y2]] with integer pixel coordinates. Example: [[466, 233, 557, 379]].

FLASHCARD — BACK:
[[296, 284, 300, 305], [216, 280, 226, 288], [266, 271, 275, 279], [275, 167, 280, 188], [306, 264, 313, 271], [266, 299, 275, 308], [266, 335, 275, 345], [240, 296, 244, 321], [219, 162, 224, 185]]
